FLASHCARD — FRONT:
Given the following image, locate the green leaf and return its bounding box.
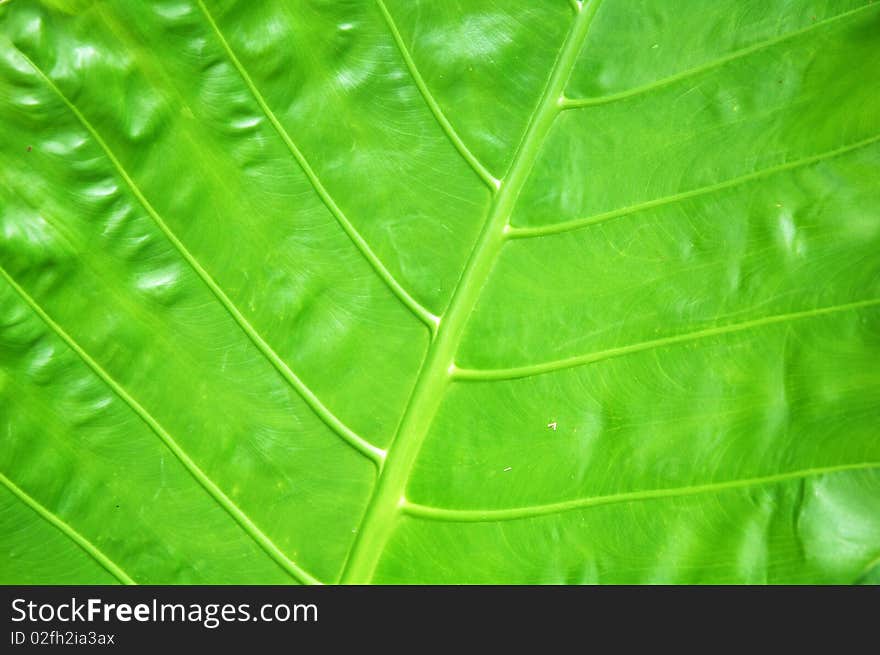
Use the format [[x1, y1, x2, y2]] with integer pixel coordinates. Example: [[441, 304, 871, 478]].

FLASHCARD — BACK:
[[1, 0, 879, 584]]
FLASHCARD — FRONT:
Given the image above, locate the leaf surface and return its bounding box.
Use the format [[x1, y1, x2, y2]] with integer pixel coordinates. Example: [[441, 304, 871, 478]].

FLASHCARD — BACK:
[[1, 0, 879, 584]]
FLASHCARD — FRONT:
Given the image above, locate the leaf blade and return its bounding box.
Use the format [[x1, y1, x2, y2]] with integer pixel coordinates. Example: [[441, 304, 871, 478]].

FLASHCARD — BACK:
[[2, 0, 879, 584]]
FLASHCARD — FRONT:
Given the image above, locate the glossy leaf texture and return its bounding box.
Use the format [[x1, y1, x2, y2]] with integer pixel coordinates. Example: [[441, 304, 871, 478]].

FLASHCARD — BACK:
[[1, 0, 879, 585]]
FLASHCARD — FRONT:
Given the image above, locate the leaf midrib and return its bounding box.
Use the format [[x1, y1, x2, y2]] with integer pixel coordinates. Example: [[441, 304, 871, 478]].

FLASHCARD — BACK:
[[5, 0, 872, 584], [339, 0, 604, 584]]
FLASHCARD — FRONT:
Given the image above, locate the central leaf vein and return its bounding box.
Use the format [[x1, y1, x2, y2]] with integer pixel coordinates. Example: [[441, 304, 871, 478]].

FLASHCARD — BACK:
[[339, 0, 606, 583]]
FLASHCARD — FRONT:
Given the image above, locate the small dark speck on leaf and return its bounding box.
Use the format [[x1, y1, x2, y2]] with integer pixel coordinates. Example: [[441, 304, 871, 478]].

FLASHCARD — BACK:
[[26, 146, 32, 152]]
